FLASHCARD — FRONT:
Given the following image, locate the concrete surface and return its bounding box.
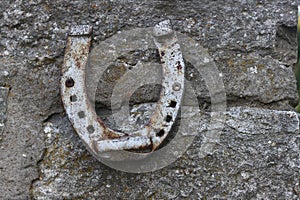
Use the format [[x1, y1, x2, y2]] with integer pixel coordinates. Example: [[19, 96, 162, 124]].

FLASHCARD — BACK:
[[0, 0, 299, 199]]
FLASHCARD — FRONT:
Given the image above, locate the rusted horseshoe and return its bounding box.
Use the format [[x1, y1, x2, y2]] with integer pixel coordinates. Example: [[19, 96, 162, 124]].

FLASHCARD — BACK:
[[61, 20, 185, 154]]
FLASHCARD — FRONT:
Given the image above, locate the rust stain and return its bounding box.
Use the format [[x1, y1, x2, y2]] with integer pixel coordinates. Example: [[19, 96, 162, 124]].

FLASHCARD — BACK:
[[177, 61, 182, 70], [96, 117, 121, 139], [126, 143, 153, 152]]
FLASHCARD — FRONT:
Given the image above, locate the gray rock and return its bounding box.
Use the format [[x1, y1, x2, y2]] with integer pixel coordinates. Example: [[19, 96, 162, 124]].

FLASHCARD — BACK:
[[222, 53, 297, 104], [91, 1, 298, 109], [0, 87, 9, 140], [0, 0, 299, 199], [31, 106, 300, 199], [226, 107, 299, 134]]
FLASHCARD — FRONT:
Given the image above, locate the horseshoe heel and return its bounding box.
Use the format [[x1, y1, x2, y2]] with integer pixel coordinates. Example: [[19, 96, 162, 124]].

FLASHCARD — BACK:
[[61, 20, 185, 155]]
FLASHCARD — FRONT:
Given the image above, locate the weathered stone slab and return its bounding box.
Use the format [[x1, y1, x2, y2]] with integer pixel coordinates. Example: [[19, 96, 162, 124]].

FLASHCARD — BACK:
[[32, 106, 300, 199], [0, 87, 9, 139], [0, 0, 299, 199]]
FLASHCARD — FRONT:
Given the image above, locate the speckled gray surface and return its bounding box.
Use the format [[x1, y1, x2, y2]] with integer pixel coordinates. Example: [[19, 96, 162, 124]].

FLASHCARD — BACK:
[[32, 106, 299, 199], [0, 0, 299, 199], [0, 87, 9, 146]]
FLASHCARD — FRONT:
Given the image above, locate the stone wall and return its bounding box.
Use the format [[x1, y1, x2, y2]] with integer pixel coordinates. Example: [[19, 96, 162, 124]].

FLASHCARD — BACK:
[[0, 0, 299, 199]]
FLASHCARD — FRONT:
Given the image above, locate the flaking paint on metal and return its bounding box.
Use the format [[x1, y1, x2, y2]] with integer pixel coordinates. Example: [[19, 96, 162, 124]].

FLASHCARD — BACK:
[[150, 20, 185, 149], [61, 26, 152, 153], [61, 21, 184, 155]]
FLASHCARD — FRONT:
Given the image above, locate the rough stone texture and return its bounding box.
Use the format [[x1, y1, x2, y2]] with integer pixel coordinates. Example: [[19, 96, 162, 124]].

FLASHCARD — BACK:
[[93, 4, 299, 109], [0, 0, 299, 199], [32, 106, 300, 199], [222, 53, 297, 104], [0, 87, 9, 138]]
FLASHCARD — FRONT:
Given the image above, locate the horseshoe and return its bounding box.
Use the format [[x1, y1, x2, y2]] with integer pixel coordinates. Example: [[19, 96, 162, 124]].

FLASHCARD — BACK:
[[61, 21, 185, 154]]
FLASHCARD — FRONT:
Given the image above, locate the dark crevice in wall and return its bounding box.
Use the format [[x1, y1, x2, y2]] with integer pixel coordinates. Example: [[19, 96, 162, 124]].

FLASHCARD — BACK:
[[274, 24, 297, 66], [29, 142, 47, 199], [42, 111, 64, 123]]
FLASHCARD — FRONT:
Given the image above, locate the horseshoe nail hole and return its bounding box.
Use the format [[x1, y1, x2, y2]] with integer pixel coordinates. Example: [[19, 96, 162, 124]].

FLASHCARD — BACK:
[[172, 83, 181, 91], [156, 129, 165, 137], [65, 78, 74, 87], [168, 100, 177, 108], [87, 125, 95, 133], [70, 95, 77, 102], [165, 115, 172, 122], [78, 111, 85, 118], [128, 66, 133, 70]]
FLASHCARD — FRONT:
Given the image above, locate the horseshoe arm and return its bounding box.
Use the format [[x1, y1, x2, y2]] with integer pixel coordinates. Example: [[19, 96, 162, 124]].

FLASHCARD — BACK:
[[61, 25, 152, 154]]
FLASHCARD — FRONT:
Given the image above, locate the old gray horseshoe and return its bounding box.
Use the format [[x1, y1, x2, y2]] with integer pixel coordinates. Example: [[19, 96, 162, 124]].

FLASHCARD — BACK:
[[61, 20, 185, 155]]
